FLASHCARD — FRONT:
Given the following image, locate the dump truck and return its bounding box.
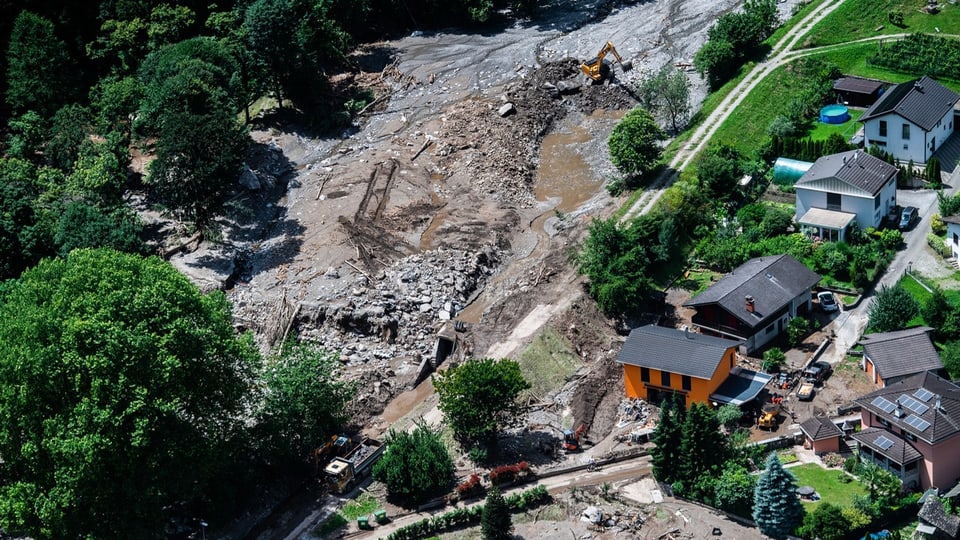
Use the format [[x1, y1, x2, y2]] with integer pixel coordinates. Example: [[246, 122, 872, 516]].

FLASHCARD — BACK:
[[797, 380, 815, 401], [757, 401, 781, 430], [580, 41, 632, 83], [323, 437, 385, 494]]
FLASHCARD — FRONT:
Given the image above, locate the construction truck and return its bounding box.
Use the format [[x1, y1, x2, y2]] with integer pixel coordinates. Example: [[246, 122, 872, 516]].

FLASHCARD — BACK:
[[797, 380, 815, 401], [580, 41, 633, 83], [757, 401, 781, 430], [563, 424, 588, 452], [313, 434, 353, 476], [323, 437, 385, 494]]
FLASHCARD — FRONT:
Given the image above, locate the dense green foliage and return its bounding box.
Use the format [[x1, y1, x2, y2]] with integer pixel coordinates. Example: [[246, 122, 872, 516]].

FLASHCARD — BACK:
[[650, 397, 686, 484], [798, 502, 849, 540], [481, 487, 513, 540], [575, 214, 676, 315], [714, 462, 757, 517], [433, 358, 530, 448], [695, 0, 778, 89], [5, 11, 77, 116], [868, 33, 960, 81], [753, 453, 805, 539], [256, 343, 355, 462], [0, 249, 260, 539], [769, 133, 855, 165], [608, 107, 665, 179], [372, 422, 454, 507], [868, 284, 920, 333], [941, 340, 960, 379]]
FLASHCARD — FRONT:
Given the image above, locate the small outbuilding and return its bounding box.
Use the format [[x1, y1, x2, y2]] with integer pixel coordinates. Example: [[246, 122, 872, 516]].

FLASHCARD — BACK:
[[799, 416, 843, 455], [833, 76, 887, 107], [859, 327, 945, 387]]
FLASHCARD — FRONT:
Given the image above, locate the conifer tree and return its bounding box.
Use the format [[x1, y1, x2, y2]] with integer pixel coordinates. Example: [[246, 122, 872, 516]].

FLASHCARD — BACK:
[[481, 487, 512, 540], [650, 396, 685, 484], [677, 402, 727, 483], [753, 453, 805, 539]]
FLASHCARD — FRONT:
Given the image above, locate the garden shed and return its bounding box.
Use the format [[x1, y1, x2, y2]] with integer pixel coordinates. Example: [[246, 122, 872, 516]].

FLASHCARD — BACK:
[[799, 416, 842, 455], [833, 76, 887, 107]]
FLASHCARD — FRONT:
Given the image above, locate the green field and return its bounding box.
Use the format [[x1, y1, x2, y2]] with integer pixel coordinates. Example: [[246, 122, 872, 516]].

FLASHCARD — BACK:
[[808, 108, 863, 140], [516, 329, 581, 401], [788, 463, 867, 507], [801, 0, 960, 49]]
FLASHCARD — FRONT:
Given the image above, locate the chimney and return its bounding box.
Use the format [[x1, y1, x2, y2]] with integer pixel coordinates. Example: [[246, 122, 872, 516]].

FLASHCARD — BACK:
[[684, 326, 693, 339], [745, 295, 755, 313]]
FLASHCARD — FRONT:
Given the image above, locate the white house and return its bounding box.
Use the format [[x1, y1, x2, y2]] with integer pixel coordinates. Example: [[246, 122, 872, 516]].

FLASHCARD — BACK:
[[943, 215, 960, 260], [860, 76, 959, 164], [794, 149, 898, 241]]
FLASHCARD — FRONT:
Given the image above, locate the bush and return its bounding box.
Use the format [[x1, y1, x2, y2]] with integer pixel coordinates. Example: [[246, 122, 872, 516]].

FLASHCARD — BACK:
[[844, 456, 861, 474], [762, 348, 786, 372], [787, 317, 810, 347], [488, 461, 530, 486], [822, 453, 844, 468], [928, 233, 950, 257], [932, 214, 947, 236], [455, 473, 484, 499]]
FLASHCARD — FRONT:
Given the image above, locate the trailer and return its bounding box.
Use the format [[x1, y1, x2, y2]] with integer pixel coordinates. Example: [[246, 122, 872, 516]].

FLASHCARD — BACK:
[[323, 437, 385, 494]]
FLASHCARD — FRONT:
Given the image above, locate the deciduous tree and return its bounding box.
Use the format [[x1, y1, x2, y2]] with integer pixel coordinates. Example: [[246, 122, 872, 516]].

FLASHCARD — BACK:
[[6, 11, 76, 116], [433, 358, 530, 448], [373, 421, 454, 507], [799, 502, 848, 540], [635, 65, 691, 133], [608, 107, 665, 178], [0, 248, 259, 539], [715, 462, 756, 517], [868, 284, 919, 333], [753, 453, 805, 539]]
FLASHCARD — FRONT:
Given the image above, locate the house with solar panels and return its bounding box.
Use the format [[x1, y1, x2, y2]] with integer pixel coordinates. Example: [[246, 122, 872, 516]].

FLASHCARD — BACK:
[[853, 372, 960, 491]]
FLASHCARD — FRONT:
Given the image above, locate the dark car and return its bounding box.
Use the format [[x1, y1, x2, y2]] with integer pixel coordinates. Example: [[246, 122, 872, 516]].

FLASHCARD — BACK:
[[899, 206, 918, 230], [803, 361, 833, 385]]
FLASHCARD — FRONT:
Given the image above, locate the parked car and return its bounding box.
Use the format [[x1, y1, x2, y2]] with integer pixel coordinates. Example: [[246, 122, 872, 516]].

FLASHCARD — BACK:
[[899, 206, 918, 230], [803, 360, 833, 385], [817, 291, 838, 312]]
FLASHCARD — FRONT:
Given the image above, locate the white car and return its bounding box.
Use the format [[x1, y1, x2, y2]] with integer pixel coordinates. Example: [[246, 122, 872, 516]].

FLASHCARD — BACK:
[[818, 291, 838, 312]]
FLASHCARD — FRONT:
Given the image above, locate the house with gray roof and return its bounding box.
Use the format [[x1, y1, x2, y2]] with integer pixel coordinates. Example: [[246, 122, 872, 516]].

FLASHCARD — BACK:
[[794, 149, 898, 242], [861, 76, 959, 165], [859, 327, 945, 388], [683, 254, 821, 355], [916, 496, 960, 539], [853, 371, 960, 491], [615, 324, 771, 409], [799, 416, 844, 455]]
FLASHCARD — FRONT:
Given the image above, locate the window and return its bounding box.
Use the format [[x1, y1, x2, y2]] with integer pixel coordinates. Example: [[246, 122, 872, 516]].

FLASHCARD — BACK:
[[954, 232, 958, 246], [879, 120, 887, 137], [902, 123, 910, 140], [682, 375, 692, 391], [878, 418, 891, 427], [904, 431, 917, 442], [906, 461, 918, 472], [827, 192, 841, 211], [661, 371, 671, 387], [766, 325, 775, 334], [875, 194, 880, 209], [641, 367, 650, 383]]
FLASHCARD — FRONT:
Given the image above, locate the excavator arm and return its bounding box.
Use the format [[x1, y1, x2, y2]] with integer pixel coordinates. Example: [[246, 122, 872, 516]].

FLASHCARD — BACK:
[[580, 41, 631, 82]]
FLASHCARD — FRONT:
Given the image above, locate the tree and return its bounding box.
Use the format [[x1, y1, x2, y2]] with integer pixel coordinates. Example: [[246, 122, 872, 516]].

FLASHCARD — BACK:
[[787, 317, 810, 348], [0, 248, 259, 539], [6, 11, 76, 116], [753, 453, 805, 539], [481, 487, 512, 540], [941, 340, 960, 380], [714, 461, 757, 517], [0, 158, 55, 279], [716, 403, 743, 432], [922, 287, 959, 341], [938, 191, 960, 217], [697, 145, 743, 199], [373, 421, 454, 507], [650, 396, 686, 484], [799, 502, 849, 540], [636, 65, 691, 133], [256, 343, 356, 462], [46, 104, 91, 171], [54, 202, 146, 257], [608, 107, 665, 178], [762, 348, 786, 373], [858, 462, 902, 505], [694, 38, 737, 89], [433, 358, 530, 448], [868, 284, 919, 333], [677, 403, 728, 488]]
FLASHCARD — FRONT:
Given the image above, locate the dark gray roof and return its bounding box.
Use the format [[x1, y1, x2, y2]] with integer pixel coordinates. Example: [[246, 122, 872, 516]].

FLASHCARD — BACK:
[[860, 327, 943, 380], [683, 254, 821, 329], [860, 76, 960, 131], [834, 76, 885, 95], [852, 427, 923, 464], [709, 367, 772, 406], [799, 416, 843, 441], [942, 214, 960, 225], [796, 149, 898, 197], [615, 324, 742, 380], [855, 371, 960, 445], [918, 497, 960, 538]]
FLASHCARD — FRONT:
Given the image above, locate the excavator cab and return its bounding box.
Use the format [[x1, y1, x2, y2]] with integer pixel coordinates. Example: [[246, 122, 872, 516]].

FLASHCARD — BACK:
[[563, 424, 588, 452], [580, 41, 632, 83]]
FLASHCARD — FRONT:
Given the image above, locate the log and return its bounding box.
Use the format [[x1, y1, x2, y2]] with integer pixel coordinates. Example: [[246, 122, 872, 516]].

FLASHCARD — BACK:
[[411, 139, 433, 161]]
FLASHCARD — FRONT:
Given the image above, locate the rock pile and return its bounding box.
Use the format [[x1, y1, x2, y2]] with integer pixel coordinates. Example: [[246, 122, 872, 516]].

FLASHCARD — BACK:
[[297, 247, 499, 369]]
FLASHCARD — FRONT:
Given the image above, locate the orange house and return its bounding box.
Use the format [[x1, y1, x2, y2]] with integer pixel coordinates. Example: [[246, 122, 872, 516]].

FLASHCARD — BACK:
[[615, 325, 771, 409]]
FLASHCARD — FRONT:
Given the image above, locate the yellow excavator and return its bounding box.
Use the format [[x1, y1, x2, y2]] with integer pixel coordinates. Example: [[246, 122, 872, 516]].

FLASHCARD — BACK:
[[580, 41, 633, 83]]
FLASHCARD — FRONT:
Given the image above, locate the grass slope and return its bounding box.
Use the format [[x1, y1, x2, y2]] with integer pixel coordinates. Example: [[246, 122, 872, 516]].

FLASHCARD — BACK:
[[801, 0, 960, 49]]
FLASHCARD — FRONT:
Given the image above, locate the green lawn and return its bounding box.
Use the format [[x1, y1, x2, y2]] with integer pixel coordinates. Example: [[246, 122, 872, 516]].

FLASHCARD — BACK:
[[805, 43, 960, 90], [808, 108, 863, 140], [801, 0, 960, 49], [899, 273, 933, 328], [787, 463, 867, 507], [516, 329, 581, 400]]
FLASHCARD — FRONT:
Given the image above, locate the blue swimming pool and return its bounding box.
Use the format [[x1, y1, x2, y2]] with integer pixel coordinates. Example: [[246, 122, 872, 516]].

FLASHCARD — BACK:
[[820, 104, 850, 124]]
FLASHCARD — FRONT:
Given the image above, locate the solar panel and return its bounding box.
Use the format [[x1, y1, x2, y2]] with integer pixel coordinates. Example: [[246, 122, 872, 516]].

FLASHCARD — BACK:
[[872, 396, 897, 414], [875, 435, 895, 450], [899, 395, 930, 415], [914, 388, 936, 403], [905, 414, 931, 432]]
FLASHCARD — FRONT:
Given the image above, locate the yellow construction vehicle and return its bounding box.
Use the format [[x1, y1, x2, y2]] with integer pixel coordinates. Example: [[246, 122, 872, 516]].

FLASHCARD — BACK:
[[757, 400, 782, 430], [580, 41, 633, 83]]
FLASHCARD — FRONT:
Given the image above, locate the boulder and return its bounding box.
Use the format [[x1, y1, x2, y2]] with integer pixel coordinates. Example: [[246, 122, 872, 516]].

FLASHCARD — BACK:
[[238, 164, 261, 191], [497, 102, 516, 117]]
